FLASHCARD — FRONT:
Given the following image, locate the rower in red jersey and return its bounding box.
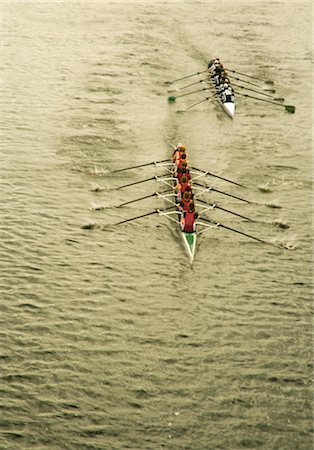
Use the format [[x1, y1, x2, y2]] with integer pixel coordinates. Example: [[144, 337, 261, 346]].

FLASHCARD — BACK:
[[180, 202, 198, 233], [179, 191, 194, 211], [174, 175, 191, 199], [177, 165, 191, 183]]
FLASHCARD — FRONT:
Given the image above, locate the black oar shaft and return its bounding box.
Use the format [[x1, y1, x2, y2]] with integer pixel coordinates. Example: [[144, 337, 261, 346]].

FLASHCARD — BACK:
[[220, 223, 270, 245], [216, 205, 255, 221], [182, 96, 213, 111], [114, 206, 175, 226], [225, 68, 274, 85], [165, 69, 208, 85], [235, 92, 295, 113], [212, 187, 252, 203], [111, 159, 169, 174], [180, 78, 207, 89], [190, 166, 246, 188], [201, 217, 270, 245], [118, 192, 157, 207], [114, 210, 158, 226], [197, 199, 254, 221], [232, 83, 274, 99], [228, 74, 268, 89], [194, 182, 252, 203], [117, 176, 156, 189], [174, 87, 209, 99]]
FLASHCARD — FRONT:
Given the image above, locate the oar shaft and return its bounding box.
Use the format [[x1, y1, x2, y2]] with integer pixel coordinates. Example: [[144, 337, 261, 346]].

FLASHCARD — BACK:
[[117, 176, 156, 189], [212, 187, 252, 203], [235, 91, 295, 112], [228, 74, 268, 89], [197, 199, 254, 221], [111, 159, 169, 174], [201, 218, 271, 245], [180, 78, 207, 90], [165, 69, 208, 85], [190, 166, 246, 188], [118, 192, 157, 207], [232, 83, 274, 99], [220, 223, 271, 245], [114, 210, 158, 226], [182, 96, 213, 111], [225, 68, 274, 85], [175, 87, 208, 99], [216, 205, 255, 221]]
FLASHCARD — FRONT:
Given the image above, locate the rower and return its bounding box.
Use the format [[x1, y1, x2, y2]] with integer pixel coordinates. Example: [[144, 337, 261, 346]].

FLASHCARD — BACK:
[[220, 83, 234, 103], [180, 202, 199, 233], [179, 190, 194, 211], [174, 175, 191, 201], [212, 64, 224, 85], [177, 165, 191, 183]]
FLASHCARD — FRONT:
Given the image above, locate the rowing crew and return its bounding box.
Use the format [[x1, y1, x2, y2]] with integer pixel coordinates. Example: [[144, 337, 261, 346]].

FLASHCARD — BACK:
[[208, 57, 234, 103], [172, 143, 198, 233]]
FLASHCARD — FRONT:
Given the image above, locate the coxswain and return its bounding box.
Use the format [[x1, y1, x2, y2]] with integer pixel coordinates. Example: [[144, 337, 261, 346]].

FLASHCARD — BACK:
[[208, 57, 220, 72], [180, 203, 198, 233]]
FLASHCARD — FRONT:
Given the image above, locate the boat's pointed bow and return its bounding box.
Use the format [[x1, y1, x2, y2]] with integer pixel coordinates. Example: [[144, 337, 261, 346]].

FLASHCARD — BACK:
[[182, 232, 197, 264]]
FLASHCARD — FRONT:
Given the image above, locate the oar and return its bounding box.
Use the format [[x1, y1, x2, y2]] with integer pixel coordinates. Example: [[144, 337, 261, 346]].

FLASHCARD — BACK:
[[116, 190, 169, 207], [200, 217, 276, 246], [228, 74, 275, 91], [164, 70, 208, 85], [197, 199, 255, 222], [225, 68, 274, 85], [190, 166, 246, 188], [178, 95, 216, 112], [232, 83, 284, 102], [235, 91, 295, 113], [168, 87, 209, 103], [112, 206, 175, 226], [179, 78, 209, 90], [193, 181, 254, 203], [116, 176, 157, 190], [109, 159, 170, 174]]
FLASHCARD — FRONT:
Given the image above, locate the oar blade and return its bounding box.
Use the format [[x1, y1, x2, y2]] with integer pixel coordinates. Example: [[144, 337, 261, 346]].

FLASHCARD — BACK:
[[285, 105, 295, 114]]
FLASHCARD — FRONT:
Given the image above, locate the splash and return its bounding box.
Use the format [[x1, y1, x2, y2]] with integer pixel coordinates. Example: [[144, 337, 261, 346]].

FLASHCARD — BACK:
[[89, 166, 108, 176], [90, 202, 110, 211], [270, 235, 298, 250], [264, 200, 282, 209], [258, 182, 272, 193], [90, 183, 105, 192], [272, 219, 290, 229], [81, 221, 99, 230]]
